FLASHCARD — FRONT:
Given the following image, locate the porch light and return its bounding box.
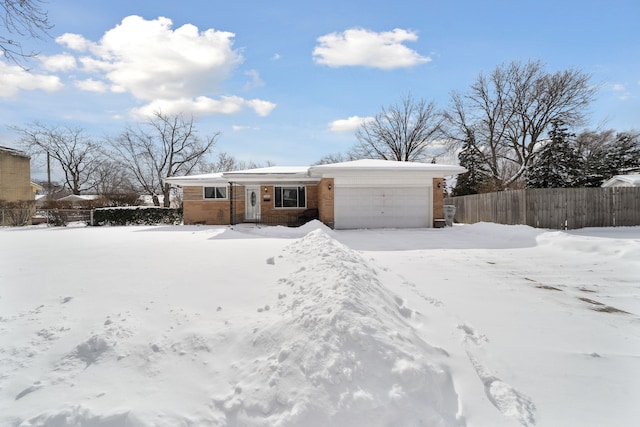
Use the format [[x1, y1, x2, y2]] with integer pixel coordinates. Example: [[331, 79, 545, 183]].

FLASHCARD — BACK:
[[328, 184, 332, 190]]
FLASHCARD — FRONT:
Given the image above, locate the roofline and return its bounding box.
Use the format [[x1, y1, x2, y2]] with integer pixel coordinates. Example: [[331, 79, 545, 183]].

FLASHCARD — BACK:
[[601, 174, 640, 187], [165, 161, 467, 187], [0, 145, 30, 158]]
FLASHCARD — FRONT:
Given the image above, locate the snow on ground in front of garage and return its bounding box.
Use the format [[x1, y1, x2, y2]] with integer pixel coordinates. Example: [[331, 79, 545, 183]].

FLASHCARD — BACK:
[[1, 221, 639, 426]]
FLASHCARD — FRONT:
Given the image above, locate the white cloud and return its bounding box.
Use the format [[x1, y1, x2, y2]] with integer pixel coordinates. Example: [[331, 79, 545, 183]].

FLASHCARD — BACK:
[[246, 99, 276, 116], [56, 33, 95, 51], [313, 28, 430, 69], [132, 96, 276, 118], [329, 115, 374, 132], [611, 82, 632, 100], [271, 53, 281, 61], [75, 78, 108, 93], [242, 69, 264, 90], [232, 125, 260, 131], [40, 53, 77, 72], [0, 62, 63, 97], [53, 15, 276, 118]]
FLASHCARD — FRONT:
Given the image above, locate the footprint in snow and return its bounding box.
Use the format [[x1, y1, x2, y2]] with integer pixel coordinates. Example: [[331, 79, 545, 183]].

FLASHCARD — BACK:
[[457, 323, 488, 345], [468, 352, 536, 426]]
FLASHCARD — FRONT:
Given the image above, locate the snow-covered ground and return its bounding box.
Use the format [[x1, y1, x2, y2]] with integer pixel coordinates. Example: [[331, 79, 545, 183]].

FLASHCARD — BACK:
[[1, 221, 638, 427]]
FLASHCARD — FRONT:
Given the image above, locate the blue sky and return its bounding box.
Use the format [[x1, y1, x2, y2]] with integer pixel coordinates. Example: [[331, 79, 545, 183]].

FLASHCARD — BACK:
[[1, 0, 638, 173]]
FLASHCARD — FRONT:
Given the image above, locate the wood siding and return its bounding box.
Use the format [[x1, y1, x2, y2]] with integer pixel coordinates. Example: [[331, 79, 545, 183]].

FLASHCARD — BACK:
[[0, 149, 32, 202], [445, 187, 640, 229]]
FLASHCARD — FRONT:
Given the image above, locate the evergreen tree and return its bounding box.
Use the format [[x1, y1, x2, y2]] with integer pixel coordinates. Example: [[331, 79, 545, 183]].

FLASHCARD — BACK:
[[605, 132, 640, 174], [453, 133, 487, 196], [578, 132, 640, 187], [526, 120, 582, 188]]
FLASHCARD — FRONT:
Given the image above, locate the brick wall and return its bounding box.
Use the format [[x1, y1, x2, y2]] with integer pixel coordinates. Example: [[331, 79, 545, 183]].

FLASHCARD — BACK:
[[182, 184, 321, 226], [432, 178, 445, 220], [182, 185, 237, 225], [317, 178, 334, 227]]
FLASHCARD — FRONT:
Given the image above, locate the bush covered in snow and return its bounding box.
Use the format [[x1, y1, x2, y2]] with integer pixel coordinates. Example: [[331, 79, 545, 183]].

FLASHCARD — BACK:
[[92, 206, 182, 226]]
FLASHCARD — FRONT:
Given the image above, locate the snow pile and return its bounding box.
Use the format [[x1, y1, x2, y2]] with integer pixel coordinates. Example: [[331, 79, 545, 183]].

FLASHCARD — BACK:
[[211, 229, 460, 426], [234, 219, 335, 239]]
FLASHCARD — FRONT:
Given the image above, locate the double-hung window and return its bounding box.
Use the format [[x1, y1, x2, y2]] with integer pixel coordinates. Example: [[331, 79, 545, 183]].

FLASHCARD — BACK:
[[203, 186, 227, 199], [274, 186, 306, 208]]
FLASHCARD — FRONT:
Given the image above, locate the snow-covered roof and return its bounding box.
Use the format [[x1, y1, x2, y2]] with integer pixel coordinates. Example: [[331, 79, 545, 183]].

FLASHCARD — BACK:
[[223, 166, 318, 183], [57, 194, 101, 202], [226, 166, 309, 175], [601, 174, 640, 188], [309, 159, 467, 176], [164, 172, 226, 186], [165, 160, 467, 187], [165, 167, 318, 186]]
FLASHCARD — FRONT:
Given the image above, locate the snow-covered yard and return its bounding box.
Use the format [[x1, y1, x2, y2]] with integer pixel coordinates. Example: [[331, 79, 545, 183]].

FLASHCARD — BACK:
[[1, 221, 638, 426]]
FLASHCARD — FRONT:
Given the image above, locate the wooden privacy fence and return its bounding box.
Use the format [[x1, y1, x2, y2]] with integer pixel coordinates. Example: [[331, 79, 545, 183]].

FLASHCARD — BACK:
[[445, 187, 640, 230]]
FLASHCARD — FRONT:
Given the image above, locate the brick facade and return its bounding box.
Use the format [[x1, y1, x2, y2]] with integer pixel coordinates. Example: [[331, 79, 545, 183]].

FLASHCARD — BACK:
[[317, 178, 335, 227], [432, 178, 445, 220], [182, 184, 320, 225], [180, 177, 447, 228]]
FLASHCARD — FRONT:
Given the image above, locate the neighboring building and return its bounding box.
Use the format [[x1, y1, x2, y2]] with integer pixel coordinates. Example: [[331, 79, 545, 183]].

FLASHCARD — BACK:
[[56, 194, 103, 208], [0, 146, 32, 201], [601, 174, 640, 188], [0, 146, 36, 225], [165, 159, 466, 229]]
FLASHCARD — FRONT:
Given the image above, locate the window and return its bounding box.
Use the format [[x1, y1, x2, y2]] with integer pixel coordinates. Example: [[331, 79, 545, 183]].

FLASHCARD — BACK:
[[274, 186, 306, 208], [203, 186, 227, 199]]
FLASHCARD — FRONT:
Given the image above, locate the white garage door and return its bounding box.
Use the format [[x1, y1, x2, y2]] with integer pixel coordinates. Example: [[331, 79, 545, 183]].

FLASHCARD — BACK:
[[334, 186, 432, 229]]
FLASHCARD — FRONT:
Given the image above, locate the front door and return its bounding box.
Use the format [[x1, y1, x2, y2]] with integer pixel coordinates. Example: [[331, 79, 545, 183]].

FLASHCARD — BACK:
[[245, 186, 261, 221]]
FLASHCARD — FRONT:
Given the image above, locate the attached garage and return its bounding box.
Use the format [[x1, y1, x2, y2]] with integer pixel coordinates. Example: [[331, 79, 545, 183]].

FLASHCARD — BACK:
[[310, 160, 466, 230], [334, 186, 432, 229]]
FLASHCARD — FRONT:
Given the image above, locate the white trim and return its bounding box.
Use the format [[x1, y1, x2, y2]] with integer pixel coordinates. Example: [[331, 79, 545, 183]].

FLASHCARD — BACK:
[[245, 186, 261, 221], [202, 185, 228, 200], [273, 185, 307, 209]]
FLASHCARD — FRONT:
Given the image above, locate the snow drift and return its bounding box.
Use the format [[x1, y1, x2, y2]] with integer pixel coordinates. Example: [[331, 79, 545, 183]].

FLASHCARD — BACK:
[[1, 228, 462, 427], [209, 229, 461, 426], [2, 222, 638, 426]]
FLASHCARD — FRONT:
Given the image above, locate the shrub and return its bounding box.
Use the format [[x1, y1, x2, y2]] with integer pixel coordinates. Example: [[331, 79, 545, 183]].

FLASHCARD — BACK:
[[92, 207, 183, 226], [0, 200, 35, 226]]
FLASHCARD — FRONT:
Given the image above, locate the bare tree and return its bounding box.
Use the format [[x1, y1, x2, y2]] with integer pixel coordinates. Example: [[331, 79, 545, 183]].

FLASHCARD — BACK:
[[445, 60, 597, 190], [200, 152, 267, 173], [92, 159, 141, 205], [110, 111, 219, 207], [1, 0, 52, 66], [13, 122, 101, 194], [353, 94, 445, 162], [313, 151, 359, 165]]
